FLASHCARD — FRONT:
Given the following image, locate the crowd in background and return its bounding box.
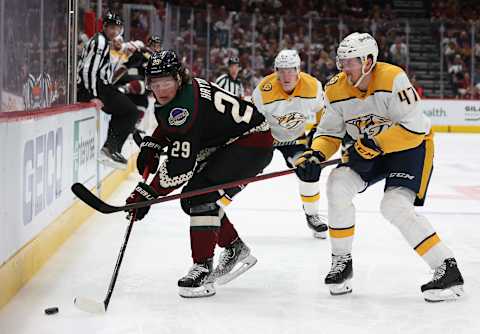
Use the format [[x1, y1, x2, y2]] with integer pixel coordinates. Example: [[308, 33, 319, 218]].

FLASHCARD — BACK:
[[2, 0, 68, 109], [102, 0, 480, 98], [3, 0, 480, 112]]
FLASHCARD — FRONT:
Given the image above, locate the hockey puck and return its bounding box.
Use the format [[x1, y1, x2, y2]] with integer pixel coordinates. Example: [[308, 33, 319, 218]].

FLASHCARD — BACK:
[[44, 307, 59, 315]]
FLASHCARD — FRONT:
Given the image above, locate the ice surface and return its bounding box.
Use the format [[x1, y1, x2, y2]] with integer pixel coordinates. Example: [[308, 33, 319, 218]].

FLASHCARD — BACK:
[[1, 133, 479, 334]]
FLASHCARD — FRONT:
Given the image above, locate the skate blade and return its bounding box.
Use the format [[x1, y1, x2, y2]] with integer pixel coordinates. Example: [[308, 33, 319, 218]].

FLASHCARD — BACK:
[[216, 255, 258, 285], [313, 231, 327, 239], [179, 283, 216, 298], [423, 285, 464, 302], [327, 279, 353, 295]]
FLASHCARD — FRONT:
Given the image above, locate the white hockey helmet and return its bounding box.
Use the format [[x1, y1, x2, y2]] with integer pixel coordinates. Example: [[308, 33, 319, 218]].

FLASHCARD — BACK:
[[274, 49, 301, 71], [336, 32, 379, 87]]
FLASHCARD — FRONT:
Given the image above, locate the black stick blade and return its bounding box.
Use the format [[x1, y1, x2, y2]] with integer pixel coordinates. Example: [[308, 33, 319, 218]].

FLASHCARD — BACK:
[[71, 183, 120, 214]]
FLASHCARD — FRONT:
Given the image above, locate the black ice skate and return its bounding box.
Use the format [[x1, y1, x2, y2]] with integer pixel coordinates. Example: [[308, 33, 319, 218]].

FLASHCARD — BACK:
[[305, 214, 328, 239], [209, 238, 257, 285], [98, 146, 128, 170], [421, 258, 464, 302], [325, 253, 353, 295], [178, 259, 215, 298]]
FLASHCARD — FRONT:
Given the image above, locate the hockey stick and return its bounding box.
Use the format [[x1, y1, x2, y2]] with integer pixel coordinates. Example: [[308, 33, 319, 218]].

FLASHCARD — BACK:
[[132, 130, 144, 147], [273, 138, 307, 147], [71, 158, 341, 214], [74, 169, 149, 314]]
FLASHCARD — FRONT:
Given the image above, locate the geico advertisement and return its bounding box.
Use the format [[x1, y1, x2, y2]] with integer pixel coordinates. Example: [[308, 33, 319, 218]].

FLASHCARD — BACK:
[[421, 99, 480, 126], [23, 126, 63, 225], [0, 107, 97, 263]]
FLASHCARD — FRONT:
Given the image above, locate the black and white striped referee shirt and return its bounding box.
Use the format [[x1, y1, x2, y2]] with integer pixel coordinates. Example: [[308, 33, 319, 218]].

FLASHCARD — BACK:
[[77, 32, 114, 97], [215, 74, 244, 98]]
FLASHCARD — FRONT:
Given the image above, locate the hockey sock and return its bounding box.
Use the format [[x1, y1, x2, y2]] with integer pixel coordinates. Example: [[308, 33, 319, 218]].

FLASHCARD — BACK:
[[381, 187, 454, 269], [217, 214, 239, 248], [299, 179, 320, 215], [190, 215, 221, 263]]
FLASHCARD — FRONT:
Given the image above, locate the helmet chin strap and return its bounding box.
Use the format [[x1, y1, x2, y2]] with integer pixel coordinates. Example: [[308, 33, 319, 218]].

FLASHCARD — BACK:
[[351, 59, 373, 88]]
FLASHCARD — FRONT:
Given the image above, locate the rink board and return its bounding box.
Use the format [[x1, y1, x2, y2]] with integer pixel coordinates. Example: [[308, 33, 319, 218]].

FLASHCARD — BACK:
[[0, 102, 147, 309]]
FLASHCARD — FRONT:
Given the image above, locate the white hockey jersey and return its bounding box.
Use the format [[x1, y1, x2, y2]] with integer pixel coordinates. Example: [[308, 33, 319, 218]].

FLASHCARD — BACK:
[[252, 72, 324, 142], [313, 62, 430, 159]]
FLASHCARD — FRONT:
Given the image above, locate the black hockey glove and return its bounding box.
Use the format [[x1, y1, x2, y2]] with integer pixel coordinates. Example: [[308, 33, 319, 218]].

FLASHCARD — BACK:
[[137, 136, 163, 176], [294, 150, 325, 182], [126, 182, 159, 221], [345, 134, 382, 174]]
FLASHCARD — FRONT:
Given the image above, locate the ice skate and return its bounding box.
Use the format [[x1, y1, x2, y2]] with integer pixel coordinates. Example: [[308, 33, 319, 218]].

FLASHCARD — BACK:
[[178, 260, 215, 298], [421, 258, 464, 302], [98, 146, 128, 170], [325, 253, 353, 295], [306, 214, 328, 239], [210, 238, 257, 285]]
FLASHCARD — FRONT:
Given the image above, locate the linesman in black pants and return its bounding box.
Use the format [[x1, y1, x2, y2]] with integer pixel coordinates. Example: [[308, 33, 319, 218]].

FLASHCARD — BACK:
[[77, 12, 140, 169]]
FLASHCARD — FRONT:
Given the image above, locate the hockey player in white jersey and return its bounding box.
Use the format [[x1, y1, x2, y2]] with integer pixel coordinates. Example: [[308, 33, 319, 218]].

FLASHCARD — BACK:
[[295, 32, 464, 302], [252, 49, 328, 238]]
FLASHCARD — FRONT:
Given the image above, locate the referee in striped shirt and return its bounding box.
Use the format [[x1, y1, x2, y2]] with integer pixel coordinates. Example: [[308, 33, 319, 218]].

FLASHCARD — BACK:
[[77, 12, 140, 169], [215, 57, 244, 98]]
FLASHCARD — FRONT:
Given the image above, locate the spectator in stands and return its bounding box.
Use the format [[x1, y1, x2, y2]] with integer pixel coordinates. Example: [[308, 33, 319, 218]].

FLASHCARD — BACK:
[[389, 36, 408, 70], [457, 72, 471, 98], [448, 54, 465, 95], [411, 76, 425, 98]]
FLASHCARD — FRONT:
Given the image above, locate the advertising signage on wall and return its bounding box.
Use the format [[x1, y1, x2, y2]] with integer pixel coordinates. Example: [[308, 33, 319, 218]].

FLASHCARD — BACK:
[[0, 106, 96, 264], [420, 99, 480, 126], [23, 127, 63, 225], [73, 116, 97, 184]]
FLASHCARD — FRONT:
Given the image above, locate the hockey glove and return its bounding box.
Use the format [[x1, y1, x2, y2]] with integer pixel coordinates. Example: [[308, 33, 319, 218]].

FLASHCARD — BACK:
[[137, 136, 164, 176], [345, 134, 382, 174], [294, 150, 325, 182], [126, 182, 159, 221]]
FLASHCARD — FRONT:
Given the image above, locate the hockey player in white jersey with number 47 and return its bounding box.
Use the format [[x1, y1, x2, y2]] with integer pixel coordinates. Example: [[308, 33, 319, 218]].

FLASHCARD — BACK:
[[295, 32, 464, 302], [252, 49, 328, 238]]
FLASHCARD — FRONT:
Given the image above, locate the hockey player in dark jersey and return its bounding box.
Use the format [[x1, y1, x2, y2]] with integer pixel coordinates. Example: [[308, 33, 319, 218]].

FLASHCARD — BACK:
[[112, 35, 163, 137], [126, 50, 274, 298]]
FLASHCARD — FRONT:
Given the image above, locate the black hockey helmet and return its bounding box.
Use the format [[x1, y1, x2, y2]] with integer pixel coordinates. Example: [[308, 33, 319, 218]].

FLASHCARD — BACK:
[[145, 50, 187, 90], [103, 12, 123, 26], [147, 35, 162, 46], [228, 56, 240, 66], [146, 50, 181, 79]]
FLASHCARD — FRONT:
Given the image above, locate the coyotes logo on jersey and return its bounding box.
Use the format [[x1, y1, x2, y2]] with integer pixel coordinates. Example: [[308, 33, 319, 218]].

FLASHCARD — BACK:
[[346, 114, 392, 137], [273, 112, 306, 130]]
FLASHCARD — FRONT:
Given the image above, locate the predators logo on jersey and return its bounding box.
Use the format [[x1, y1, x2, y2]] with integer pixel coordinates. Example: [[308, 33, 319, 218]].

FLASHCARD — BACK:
[[262, 82, 272, 92], [325, 74, 339, 87], [273, 112, 306, 130], [346, 114, 392, 137]]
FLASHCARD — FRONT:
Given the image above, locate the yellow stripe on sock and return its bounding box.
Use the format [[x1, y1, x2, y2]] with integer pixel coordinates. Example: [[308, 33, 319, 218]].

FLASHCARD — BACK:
[[415, 233, 440, 256], [301, 193, 320, 203], [329, 226, 355, 238]]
